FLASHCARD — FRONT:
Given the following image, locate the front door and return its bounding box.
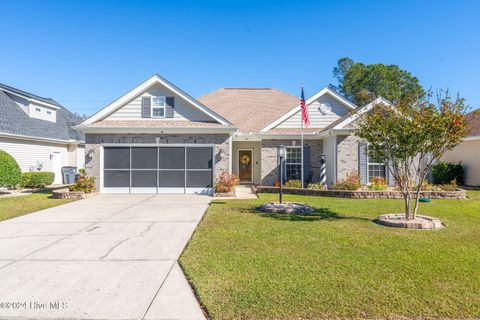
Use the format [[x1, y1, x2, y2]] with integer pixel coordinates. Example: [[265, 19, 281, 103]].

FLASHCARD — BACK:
[[238, 149, 253, 183]]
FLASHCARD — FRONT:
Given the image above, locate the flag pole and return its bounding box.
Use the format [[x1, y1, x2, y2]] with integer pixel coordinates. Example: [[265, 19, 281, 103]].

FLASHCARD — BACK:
[[301, 87, 304, 189]]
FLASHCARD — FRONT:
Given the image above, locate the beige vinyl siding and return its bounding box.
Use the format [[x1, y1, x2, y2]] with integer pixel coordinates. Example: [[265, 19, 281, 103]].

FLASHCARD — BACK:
[[323, 136, 336, 186], [106, 84, 214, 122], [442, 139, 480, 185], [277, 94, 349, 129], [0, 137, 69, 172]]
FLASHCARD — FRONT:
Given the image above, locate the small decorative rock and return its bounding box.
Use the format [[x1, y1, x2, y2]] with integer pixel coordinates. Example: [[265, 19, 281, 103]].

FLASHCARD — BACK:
[[257, 202, 315, 214], [375, 213, 443, 229]]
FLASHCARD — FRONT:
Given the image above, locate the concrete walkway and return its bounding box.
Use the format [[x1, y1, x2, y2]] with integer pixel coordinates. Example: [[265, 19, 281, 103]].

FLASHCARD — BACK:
[[0, 194, 209, 320]]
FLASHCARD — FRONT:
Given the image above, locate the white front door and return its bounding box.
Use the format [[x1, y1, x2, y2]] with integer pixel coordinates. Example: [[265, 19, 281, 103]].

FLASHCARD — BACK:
[[51, 152, 62, 185]]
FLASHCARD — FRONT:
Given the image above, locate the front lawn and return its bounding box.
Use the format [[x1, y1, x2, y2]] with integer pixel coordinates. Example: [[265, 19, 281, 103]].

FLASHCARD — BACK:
[[0, 191, 76, 222], [180, 193, 480, 319]]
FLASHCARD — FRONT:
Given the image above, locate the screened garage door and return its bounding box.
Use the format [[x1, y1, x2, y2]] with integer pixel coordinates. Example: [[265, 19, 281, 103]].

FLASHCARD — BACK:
[[103, 146, 213, 194]]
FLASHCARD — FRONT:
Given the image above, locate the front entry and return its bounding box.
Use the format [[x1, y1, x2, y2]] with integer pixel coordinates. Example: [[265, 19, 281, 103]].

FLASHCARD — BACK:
[[238, 149, 253, 183]]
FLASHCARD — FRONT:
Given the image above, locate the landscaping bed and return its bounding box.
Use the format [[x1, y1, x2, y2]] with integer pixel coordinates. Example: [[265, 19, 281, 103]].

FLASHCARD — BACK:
[[255, 186, 466, 199], [180, 192, 480, 319], [52, 189, 97, 199]]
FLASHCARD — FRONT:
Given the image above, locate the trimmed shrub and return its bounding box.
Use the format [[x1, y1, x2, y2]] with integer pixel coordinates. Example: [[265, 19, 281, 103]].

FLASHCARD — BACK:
[[0, 151, 21, 188], [432, 161, 465, 185], [368, 176, 388, 190], [284, 180, 302, 188], [331, 171, 361, 191], [307, 183, 326, 190], [214, 171, 239, 193], [418, 180, 442, 191], [70, 171, 96, 193], [19, 172, 55, 188]]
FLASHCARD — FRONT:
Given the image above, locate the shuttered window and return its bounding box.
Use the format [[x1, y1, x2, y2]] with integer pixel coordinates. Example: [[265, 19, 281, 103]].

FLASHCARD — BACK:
[[285, 147, 302, 181], [151, 96, 166, 118]]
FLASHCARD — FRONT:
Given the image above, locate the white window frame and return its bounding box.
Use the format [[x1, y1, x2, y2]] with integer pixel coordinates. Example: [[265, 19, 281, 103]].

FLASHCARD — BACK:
[[366, 145, 386, 181], [151, 96, 166, 118], [285, 146, 302, 181]]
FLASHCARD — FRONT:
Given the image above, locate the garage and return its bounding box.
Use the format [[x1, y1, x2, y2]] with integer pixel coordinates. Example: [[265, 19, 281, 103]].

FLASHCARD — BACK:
[[102, 145, 214, 194]]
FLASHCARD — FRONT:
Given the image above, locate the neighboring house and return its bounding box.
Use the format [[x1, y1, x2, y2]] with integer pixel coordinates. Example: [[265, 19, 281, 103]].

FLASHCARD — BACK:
[[442, 110, 480, 186], [76, 74, 393, 194], [0, 83, 85, 185]]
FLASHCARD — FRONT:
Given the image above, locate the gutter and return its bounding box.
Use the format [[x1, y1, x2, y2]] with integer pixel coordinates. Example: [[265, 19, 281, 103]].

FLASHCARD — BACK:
[[0, 132, 84, 145], [73, 125, 238, 134]]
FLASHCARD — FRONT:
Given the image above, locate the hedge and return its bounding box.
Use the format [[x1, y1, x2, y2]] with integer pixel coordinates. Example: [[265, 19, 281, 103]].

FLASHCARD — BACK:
[[0, 150, 21, 188], [432, 161, 465, 185], [19, 172, 55, 188]]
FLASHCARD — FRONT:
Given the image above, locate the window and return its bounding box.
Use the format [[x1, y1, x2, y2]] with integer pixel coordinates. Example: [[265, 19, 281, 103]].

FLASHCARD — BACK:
[[367, 146, 386, 181], [285, 147, 302, 181], [35, 107, 41, 112], [47, 110, 52, 115], [151, 96, 165, 118]]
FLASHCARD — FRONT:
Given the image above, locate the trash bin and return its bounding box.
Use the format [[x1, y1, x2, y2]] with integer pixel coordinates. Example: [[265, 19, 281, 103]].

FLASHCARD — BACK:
[[61, 167, 77, 184]]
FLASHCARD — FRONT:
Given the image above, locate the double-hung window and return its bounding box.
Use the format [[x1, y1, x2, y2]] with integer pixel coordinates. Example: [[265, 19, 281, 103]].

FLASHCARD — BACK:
[[285, 147, 302, 181], [367, 146, 386, 181], [151, 96, 166, 118]]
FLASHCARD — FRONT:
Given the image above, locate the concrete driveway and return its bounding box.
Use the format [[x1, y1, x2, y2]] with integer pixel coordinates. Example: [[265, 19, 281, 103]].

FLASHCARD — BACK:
[[0, 194, 210, 320]]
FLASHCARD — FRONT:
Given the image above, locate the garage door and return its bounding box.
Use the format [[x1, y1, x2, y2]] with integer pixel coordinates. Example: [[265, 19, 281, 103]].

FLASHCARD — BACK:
[[102, 146, 213, 194]]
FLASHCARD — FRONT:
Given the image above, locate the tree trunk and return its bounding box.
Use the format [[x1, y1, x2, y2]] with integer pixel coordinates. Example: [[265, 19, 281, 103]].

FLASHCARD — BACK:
[[404, 193, 411, 220], [412, 186, 422, 220]]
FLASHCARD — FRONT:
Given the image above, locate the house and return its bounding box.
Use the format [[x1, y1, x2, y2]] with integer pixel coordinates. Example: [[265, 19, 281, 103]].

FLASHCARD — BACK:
[[76, 74, 394, 194], [0, 83, 85, 184], [441, 110, 480, 186]]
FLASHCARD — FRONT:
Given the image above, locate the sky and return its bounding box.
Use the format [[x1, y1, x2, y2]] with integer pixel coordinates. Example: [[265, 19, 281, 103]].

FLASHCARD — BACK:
[[0, 0, 479, 116]]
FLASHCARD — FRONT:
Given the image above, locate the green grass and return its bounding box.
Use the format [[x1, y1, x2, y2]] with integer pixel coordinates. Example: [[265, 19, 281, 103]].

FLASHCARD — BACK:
[[180, 192, 480, 319], [0, 191, 76, 222]]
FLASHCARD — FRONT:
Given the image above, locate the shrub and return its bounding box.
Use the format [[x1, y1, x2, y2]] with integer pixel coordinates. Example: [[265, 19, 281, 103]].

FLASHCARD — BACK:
[[307, 183, 325, 190], [368, 176, 388, 190], [0, 150, 21, 188], [331, 171, 361, 191], [19, 172, 54, 188], [70, 171, 96, 193], [284, 180, 302, 188], [432, 161, 465, 185], [214, 171, 239, 193], [439, 180, 458, 191], [418, 180, 442, 191]]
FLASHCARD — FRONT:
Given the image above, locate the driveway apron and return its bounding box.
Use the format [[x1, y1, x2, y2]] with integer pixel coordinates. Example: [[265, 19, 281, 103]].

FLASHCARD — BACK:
[[0, 194, 209, 320]]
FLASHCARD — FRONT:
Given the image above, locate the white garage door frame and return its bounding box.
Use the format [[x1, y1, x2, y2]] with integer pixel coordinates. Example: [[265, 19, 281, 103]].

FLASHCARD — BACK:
[[99, 143, 215, 195]]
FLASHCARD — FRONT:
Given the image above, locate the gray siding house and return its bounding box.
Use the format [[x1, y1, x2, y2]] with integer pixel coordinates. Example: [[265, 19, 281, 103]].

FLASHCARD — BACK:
[[76, 74, 393, 194], [0, 84, 85, 184]]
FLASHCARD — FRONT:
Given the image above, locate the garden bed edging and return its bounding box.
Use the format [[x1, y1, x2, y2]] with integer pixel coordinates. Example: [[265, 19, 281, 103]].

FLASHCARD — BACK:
[[255, 186, 466, 199]]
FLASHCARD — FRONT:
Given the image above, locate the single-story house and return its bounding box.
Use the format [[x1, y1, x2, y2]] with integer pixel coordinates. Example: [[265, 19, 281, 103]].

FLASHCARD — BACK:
[[76, 74, 395, 194], [442, 110, 480, 186], [0, 83, 85, 184]]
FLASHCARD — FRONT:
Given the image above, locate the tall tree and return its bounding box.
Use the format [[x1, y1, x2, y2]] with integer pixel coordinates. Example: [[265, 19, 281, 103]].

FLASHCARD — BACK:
[[356, 92, 469, 220], [333, 57, 425, 105]]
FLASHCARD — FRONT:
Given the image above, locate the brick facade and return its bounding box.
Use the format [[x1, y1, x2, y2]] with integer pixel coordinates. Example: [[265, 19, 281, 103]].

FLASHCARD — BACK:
[[85, 134, 230, 188], [260, 139, 323, 186]]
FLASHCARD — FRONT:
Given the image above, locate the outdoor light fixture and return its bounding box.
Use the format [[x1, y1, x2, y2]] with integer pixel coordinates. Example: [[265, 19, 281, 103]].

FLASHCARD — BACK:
[[277, 145, 286, 204]]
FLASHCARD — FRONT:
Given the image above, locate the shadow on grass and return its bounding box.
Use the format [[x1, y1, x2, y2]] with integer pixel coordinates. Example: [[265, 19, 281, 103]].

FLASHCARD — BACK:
[[255, 207, 372, 222]]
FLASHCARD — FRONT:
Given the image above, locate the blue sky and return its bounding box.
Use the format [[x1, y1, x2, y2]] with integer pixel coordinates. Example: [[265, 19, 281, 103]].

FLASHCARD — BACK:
[[1, 0, 479, 116]]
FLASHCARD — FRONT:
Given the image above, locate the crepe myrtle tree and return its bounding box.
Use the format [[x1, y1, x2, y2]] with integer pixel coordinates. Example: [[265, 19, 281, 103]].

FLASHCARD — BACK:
[[356, 92, 469, 220]]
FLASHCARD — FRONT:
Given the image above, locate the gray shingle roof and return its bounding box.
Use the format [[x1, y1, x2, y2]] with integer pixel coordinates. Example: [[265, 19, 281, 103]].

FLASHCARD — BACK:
[[0, 86, 84, 142]]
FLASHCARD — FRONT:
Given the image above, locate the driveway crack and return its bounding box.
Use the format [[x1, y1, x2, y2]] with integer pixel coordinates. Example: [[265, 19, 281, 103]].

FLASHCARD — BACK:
[[100, 222, 155, 260]]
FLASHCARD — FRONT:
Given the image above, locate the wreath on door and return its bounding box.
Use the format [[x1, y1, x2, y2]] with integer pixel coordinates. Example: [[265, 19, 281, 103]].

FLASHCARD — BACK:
[[240, 154, 251, 166]]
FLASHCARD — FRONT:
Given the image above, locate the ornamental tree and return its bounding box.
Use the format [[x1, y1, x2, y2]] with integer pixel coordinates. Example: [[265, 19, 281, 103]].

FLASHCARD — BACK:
[[356, 92, 469, 220]]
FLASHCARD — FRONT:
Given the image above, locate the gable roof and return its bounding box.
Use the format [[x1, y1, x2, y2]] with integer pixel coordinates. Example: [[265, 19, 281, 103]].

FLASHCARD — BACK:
[[466, 109, 480, 137], [0, 88, 84, 143], [0, 83, 62, 109], [82, 74, 231, 126], [197, 88, 299, 133], [260, 87, 357, 132]]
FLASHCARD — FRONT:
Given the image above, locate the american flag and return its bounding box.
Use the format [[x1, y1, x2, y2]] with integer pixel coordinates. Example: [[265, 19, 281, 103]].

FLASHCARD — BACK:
[[301, 87, 310, 127]]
